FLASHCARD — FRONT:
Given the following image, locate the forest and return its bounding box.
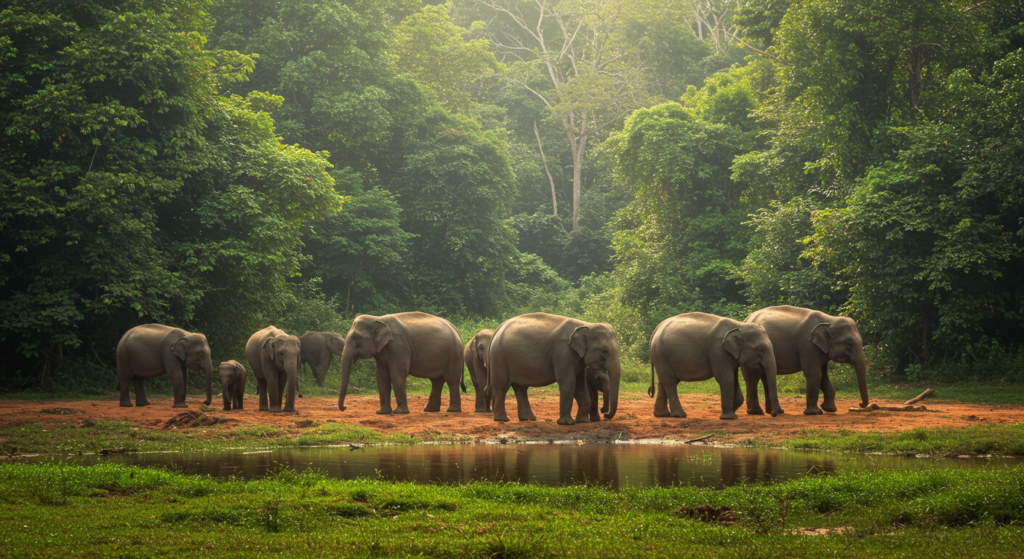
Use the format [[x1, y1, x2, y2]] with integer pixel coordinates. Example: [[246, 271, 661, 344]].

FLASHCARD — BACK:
[[3, 0, 1024, 390]]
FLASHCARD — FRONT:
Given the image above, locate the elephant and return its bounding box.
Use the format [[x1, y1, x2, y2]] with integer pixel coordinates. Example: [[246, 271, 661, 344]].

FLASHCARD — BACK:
[[218, 360, 246, 411], [742, 305, 870, 416], [648, 313, 780, 420], [338, 312, 465, 414], [299, 331, 345, 388], [244, 326, 301, 412], [488, 313, 620, 425], [464, 329, 494, 413], [116, 323, 213, 408]]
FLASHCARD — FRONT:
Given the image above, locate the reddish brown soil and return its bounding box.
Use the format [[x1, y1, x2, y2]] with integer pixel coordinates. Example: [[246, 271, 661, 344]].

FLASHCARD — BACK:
[[2, 392, 1021, 443]]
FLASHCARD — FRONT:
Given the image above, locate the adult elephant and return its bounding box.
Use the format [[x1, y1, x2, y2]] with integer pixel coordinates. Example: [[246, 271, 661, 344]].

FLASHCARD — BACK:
[[488, 313, 620, 425], [338, 312, 464, 414], [299, 331, 345, 388], [116, 324, 213, 408], [245, 326, 302, 413], [648, 313, 780, 420], [742, 306, 870, 416], [464, 329, 494, 413]]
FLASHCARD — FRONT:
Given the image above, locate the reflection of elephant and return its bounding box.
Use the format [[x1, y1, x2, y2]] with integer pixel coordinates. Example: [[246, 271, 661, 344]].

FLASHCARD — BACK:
[[245, 326, 301, 412], [218, 360, 246, 411], [116, 324, 213, 408], [488, 313, 620, 425], [742, 305, 870, 416], [338, 312, 464, 414], [464, 329, 494, 413], [649, 313, 780, 420], [299, 331, 345, 388]]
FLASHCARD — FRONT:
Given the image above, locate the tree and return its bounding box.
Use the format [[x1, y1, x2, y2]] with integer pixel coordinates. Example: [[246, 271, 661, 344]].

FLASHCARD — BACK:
[[471, 0, 647, 230], [0, 0, 340, 382], [392, 3, 500, 116]]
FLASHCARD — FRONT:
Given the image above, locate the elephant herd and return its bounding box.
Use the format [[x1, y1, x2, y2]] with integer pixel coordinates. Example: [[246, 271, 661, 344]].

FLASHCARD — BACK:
[[115, 306, 870, 422]]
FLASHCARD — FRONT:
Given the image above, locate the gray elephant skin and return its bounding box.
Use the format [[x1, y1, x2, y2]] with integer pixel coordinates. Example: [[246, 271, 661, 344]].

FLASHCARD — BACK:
[[338, 312, 465, 414], [464, 329, 494, 413], [218, 360, 246, 410], [116, 323, 213, 408], [245, 326, 301, 412], [649, 312, 780, 420], [742, 305, 870, 416], [586, 367, 611, 420], [300, 331, 345, 388], [488, 313, 620, 425]]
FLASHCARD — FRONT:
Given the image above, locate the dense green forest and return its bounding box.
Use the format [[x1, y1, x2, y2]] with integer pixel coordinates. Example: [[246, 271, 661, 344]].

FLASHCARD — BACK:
[[3, 0, 1024, 389]]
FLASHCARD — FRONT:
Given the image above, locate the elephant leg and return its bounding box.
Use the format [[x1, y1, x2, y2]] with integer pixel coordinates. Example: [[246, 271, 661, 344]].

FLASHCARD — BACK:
[[375, 364, 393, 415], [492, 382, 510, 422], [474, 377, 489, 413], [317, 350, 331, 388], [732, 370, 745, 413], [265, 369, 282, 412], [277, 370, 294, 412], [133, 377, 151, 407], [168, 360, 188, 408], [660, 377, 686, 418], [653, 380, 671, 417], [573, 370, 592, 424], [588, 382, 601, 421], [801, 356, 824, 415], [390, 365, 410, 415], [222, 384, 232, 411], [424, 378, 444, 412], [556, 377, 577, 425], [512, 385, 536, 421], [741, 365, 764, 415], [444, 362, 460, 411], [257, 378, 269, 411], [714, 364, 738, 420], [232, 384, 242, 410], [820, 363, 837, 412]]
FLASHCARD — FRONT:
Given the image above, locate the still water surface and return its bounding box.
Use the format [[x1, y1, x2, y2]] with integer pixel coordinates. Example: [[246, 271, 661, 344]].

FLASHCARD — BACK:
[[51, 443, 1017, 489]]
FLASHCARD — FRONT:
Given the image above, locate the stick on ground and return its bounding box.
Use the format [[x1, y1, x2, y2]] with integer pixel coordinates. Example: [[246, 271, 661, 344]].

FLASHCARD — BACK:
[[903, 388, 935, 406]]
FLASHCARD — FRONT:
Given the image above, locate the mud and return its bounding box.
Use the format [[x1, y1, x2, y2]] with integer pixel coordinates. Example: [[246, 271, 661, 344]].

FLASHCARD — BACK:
[[1, 391, 1022, 444]]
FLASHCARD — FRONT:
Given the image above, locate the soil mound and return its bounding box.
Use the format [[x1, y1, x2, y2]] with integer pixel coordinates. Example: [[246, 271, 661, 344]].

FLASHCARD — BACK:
[[162, 411, 237, 430]]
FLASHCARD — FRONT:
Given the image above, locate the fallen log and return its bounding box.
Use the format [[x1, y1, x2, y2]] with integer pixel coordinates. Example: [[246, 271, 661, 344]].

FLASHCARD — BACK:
[[848, 404, 928, 412], [903, 388, 935, 406]]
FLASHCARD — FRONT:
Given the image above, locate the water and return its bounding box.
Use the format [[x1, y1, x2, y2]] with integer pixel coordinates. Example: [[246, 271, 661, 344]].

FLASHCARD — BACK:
[[35, 443, 1017, 490]]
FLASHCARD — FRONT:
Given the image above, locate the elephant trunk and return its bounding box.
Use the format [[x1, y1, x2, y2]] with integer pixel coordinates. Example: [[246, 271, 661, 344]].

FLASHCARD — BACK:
[[603, 360, 620, 420], [853, 346, 870, 408], [338, 344, 356, 411], [762, 357, 781, 418], [284, 356, 298, 411], [203, 354, 213, 406]]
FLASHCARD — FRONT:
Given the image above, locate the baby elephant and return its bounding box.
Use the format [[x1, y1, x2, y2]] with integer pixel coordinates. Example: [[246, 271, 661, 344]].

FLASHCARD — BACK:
[[218, 360, 246, 410]]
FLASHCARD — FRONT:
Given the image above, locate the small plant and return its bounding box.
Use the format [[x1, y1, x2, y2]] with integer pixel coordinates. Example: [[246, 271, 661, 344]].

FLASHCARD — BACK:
[[905, 364, 923, 381], [255, 496, 283, 533], [732, 484, 791, 535]]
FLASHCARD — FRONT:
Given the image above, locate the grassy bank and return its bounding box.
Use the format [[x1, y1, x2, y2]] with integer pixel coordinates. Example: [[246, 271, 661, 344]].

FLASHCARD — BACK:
[[4, 419, 1024, 458], [1, 461, 1022, 557]]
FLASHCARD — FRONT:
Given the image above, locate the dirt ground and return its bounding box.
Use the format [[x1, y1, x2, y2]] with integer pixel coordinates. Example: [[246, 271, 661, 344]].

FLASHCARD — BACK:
[[2, 392, 1022, 443]]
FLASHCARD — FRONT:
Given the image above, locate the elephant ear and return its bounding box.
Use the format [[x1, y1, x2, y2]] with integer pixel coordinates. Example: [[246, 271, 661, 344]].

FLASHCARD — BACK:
[[809, 323, 831, 354], [171, 337, 188, 361], [262, 335, 277, 353], [373, 321, 393, 353], [569, 326, 590, 358], [722, 328, 743, 360]]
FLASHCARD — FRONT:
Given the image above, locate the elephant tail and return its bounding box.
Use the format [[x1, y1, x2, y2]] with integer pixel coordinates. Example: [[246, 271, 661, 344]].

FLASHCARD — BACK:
[[460, 367, 467, 393], [647, 361, 656, 398]]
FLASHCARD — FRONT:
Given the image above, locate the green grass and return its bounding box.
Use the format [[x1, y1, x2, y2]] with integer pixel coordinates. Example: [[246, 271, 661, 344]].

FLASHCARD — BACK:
[[0, 419, 420, 456], [769, 424, 1024, 456], [1, 461, 1022, 557]]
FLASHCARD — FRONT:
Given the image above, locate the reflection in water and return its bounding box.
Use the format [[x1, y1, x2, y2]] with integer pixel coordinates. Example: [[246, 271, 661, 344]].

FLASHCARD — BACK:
[[38, 443, 1015, 490]]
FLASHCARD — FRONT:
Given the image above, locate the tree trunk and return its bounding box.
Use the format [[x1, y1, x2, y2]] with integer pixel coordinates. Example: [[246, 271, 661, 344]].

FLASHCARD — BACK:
[[534, 121, 558, 217]]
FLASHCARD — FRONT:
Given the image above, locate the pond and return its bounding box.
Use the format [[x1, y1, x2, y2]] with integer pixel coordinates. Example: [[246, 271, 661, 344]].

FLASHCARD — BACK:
[[33, 443, 1019, 490]]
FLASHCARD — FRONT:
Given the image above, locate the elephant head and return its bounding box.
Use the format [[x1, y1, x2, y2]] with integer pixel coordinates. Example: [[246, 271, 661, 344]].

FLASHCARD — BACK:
[[569, 323, 620, 419], [172, 332, 213, 405], [338, 315, 392, 411], [723, 323, 780, 417], [810, 317, 869, 408]]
